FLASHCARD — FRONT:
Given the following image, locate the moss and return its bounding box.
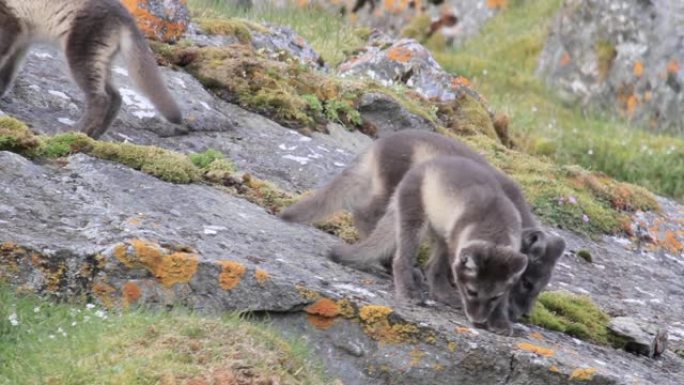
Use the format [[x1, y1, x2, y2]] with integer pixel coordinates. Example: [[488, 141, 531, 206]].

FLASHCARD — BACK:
[[195, 17, 258, 44], [528, 291, 625, 348], [595, 39, 617, 81], [189, 148, 225, 169], [576, 249, 592, 263], [0, 116, 40, 153]]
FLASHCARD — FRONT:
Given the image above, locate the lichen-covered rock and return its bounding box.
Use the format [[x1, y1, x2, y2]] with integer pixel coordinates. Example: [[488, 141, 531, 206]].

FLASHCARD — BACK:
[[122, 0, 190, 43], [186, 18, 324, 70], [538, 0, 684, 134], [339, 37, 473, 101]]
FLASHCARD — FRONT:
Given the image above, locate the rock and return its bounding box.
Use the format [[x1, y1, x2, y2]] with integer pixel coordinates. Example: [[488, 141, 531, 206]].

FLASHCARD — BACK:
[[608, 317, 668, 358], [356, 92, 435, 137], [538, 0, 684, 133], [339, 38, 479, 102], [122, 0, 190, 43]]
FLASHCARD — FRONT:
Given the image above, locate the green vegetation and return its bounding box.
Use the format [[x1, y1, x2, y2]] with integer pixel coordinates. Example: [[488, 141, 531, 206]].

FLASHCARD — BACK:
[[528, 291, 627, 348], [0, 286, 329, 385], [576, 249, 593, 263], [188, 0, 366, 66], [431, 0, 684, 198]]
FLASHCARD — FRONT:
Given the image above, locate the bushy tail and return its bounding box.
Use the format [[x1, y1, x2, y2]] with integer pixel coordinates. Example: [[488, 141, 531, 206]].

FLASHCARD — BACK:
[[329, 205, 397, 271], [280, 159, 371, 224], [120, 27, 182, 124]]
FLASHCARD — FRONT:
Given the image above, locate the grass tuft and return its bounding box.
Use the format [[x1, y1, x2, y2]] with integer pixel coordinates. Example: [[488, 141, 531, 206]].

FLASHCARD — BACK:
[[0, 286, 330, 385]]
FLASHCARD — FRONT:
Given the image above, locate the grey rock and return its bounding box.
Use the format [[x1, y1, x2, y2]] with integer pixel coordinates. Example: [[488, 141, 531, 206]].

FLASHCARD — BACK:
[[609, 317, 668, 358], [339, 38, 483, 103], [538, 0, 684, 133], [356, 92, 435, 137]]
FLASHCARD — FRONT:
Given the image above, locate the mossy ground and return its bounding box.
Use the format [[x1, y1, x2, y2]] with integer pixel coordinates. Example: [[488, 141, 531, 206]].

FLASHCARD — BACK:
[[0, 286, 330, 385], [527, 291, 628, 348], [430, 0, 684, 199]]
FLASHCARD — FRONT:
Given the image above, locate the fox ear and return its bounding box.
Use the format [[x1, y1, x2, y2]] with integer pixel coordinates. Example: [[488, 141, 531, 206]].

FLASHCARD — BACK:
[[521, 228, 546, 257], [509, 252, 528, 279], [458, 251, 479, 276], [544, 234, 566, 263]]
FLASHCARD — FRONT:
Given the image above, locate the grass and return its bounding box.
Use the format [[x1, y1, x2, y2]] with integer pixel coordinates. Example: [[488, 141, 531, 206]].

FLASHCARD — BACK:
[[0, 286, 330, 385], [188, 0, 367, 66], [527, 291, 627, 348], [430, 0, 684, 199]]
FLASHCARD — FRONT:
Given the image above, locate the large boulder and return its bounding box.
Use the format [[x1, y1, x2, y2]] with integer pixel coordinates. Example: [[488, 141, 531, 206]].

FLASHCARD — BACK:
[[538, 0, 684, 134]]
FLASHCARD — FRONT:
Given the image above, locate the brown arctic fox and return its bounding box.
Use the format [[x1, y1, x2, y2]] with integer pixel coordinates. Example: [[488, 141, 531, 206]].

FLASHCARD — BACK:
[[329, 156, 529, 332], [0, 0, 182, 138]]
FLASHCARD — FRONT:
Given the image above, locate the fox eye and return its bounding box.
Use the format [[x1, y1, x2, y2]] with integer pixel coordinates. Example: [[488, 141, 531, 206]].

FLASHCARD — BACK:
[[522, 279, 534, 291], [466, 289, 477, 297]]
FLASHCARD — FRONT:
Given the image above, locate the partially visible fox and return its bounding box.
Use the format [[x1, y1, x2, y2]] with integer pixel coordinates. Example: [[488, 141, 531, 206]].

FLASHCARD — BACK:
[[0, 0, 182, 138], [329, 157, 529, 333], [280, 130, 565, 334]]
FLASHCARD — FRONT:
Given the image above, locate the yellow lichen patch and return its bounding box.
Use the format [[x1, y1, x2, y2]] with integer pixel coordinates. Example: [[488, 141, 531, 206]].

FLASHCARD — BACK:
[[114, 240, 199, 288], [92, 282, 117, 309], [296, 285, 322, 301], [304, 298, 340, 318], [122, 281, 142, 307], [516, 343, 555, 358], [447, 341, 457, 352], [358, 305, 421, 344], [337, 299, 356, 319], [633, 61, 644, 77], [549, 365, 560, 373], [387, 46, 414, 63], [409, 348, 425, 367], [569, 368, 597, 381], [254, 268, 270, 285], [218, 261, 247, 290]]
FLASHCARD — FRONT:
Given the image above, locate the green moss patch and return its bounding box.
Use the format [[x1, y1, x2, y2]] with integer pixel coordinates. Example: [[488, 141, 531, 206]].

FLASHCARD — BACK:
[[459, 132, 658, 235], [0, 117, 40, 153], [528, 291, 627, 348], [195, 17, 265, 44]]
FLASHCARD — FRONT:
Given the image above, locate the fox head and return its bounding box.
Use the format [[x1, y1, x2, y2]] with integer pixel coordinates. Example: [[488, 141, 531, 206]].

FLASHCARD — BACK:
[[453, 241, 528, 325]]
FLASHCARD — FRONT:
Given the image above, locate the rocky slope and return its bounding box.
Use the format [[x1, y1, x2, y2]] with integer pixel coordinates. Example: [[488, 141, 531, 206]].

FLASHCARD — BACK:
[[1, 18, 683, 385]]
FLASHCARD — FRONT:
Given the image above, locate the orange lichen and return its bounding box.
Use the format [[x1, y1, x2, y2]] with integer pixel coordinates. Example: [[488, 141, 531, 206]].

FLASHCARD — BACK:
[[643, 91, 653, 102], [451, 76, 471, 88], [304, 298, 340, 318], [486, 0, 508, 9], [667, 59, 680, 74], [559, 52, 571, 67], [549, 365, 560, 373], [122, 281, 142, 306], [569, 368, 597, 381], [455, 326, 474, 334], [254, 268, 270, 285], [517, 342, 555, 358], [122, 0, 188, 43], [626, 94, 638, 117], [219, 261, 247, 290], [306, 314, 336, 330], [661, 231, 683, 254], [114, 240, 199, 288], [409, 348, 425, 367], [633, 61, 644, 77], [530, 332, 545, 341], [387, 46, 413, 63], [92, 282, 117, 308]]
